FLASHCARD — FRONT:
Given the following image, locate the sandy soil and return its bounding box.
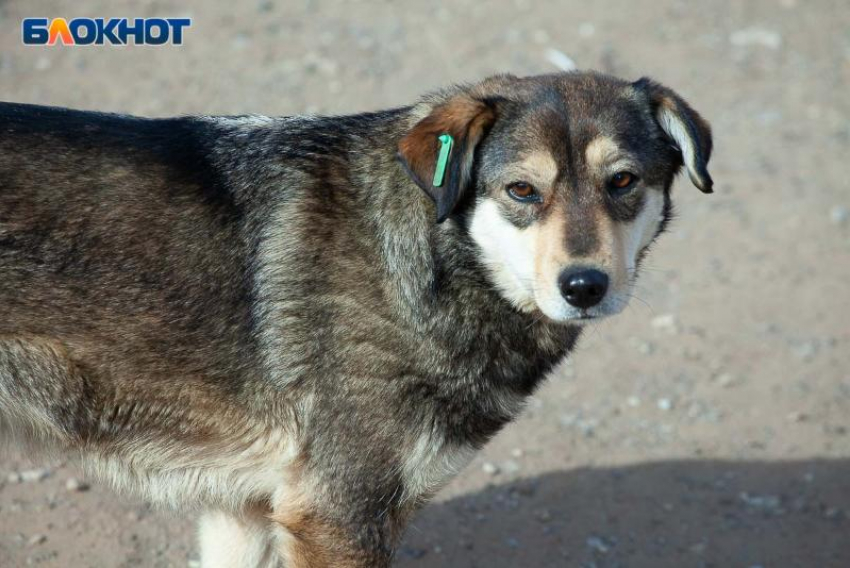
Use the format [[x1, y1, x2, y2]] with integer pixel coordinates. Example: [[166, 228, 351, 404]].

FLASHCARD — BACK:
[[1, 0, 849, 566]]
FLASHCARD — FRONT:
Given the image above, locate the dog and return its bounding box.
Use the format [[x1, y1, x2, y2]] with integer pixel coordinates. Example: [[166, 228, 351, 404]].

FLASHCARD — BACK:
[[0, 71, 712, 567]]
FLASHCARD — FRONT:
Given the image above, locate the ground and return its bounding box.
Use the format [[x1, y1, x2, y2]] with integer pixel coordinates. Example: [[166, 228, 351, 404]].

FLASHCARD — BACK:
[[1, 0, 849, 566]]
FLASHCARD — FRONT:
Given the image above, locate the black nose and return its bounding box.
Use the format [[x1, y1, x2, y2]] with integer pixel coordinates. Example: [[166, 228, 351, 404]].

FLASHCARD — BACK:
[[559, 269, 609, 309]]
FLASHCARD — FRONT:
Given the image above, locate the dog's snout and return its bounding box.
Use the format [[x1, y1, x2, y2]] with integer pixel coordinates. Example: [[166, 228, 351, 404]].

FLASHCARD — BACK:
[[559, 269, 609, 309]]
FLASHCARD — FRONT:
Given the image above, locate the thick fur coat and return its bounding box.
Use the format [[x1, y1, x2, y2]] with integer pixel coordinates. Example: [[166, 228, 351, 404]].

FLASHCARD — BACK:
[[0, 72, 711, 566]]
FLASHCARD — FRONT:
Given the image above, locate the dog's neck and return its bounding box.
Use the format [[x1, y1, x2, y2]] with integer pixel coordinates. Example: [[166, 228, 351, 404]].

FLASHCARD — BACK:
[[227, 108, 579, 434], [358, 110, 581, 397]]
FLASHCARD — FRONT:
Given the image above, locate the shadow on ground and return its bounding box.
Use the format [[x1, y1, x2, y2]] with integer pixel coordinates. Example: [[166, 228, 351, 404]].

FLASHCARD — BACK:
[[397, 459, 850, 568]]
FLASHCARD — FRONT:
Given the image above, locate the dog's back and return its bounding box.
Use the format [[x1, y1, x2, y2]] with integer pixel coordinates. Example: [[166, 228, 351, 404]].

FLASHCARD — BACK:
[[0, 104, 258, 366], [0, 104, 262, 453]]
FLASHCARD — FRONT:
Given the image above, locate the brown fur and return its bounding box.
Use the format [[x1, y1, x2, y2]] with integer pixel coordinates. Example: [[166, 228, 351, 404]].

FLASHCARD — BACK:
[[398, 94, 496, 222]]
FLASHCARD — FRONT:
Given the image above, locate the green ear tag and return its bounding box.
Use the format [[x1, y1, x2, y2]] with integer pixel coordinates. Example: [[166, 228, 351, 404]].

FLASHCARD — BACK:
[[432, 133, 454, 187]]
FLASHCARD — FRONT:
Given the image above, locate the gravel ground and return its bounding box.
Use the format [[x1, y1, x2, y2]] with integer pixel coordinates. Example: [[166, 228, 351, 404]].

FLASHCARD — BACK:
[[1, 0, 849, 566]]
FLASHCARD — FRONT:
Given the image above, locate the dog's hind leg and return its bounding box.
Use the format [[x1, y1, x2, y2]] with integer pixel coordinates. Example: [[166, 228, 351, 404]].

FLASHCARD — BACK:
[[199, 509, 279, 568], [0, 335, 92, 451]]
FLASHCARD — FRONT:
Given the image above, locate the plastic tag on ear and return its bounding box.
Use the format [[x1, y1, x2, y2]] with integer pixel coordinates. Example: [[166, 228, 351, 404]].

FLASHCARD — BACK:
[[432, 134, 454, 187]]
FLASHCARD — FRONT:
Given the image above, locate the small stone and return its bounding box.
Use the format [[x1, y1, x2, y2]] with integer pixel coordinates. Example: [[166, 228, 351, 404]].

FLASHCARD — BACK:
[[27, 534, 47, 547], [578, 23, 596, 37], [830, 205, 849, 226], [793, 341, 818, 362], [559, 413, 577, 428], [578, 419, 597, 438], [787, 411, 807, 423], [637, 341, 655, 355], [316, 58, 339, 76], [729, 27, 782, 49], [689, 542, 706, 554], [20, 468, 50, 482], [7, 472, 22, 484], [65, 477, 89, 492], [482, 462, 500, 476], [536, 508, 553, 522], [716, 373, 737, 388], [187, 560, 201, 568], [502, 459, 521, 475], [506, 537, 520, 549], [740, 492, 783, 514], [686, 401, 707, 419], [544, 48, 577, 71], [651, 314, 679, 334], [626, 396, 641, 407], [511, 448, 524, 458], [824, 507, 842, 519], [657, 398, 674, 411], [586, 535, 609, 554]]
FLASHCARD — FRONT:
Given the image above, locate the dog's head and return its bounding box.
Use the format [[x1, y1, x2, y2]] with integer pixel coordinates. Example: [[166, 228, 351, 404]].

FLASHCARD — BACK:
[[398, 72, 712, 324]]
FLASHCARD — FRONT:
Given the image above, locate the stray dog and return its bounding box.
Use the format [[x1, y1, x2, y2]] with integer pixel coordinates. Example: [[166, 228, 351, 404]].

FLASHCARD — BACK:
[[0, 71, 712, 567]]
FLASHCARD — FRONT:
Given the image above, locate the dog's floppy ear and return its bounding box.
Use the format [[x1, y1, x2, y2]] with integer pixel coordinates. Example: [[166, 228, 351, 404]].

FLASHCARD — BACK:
[[635, 78, 714, 193], [398, 94, 497, 223]]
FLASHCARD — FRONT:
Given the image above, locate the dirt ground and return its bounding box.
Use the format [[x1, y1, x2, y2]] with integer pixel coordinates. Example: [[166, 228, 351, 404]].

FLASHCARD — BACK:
[[1, 0, 849, 566]]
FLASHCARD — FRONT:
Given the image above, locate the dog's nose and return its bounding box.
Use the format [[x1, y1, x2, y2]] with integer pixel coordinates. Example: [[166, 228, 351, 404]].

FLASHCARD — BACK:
[[559, 269, 609, 309]]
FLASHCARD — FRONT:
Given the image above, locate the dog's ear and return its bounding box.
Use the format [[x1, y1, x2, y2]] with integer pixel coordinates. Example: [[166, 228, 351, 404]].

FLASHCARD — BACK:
[[398, 94, 497, 222], [634, 78, 714, 193]]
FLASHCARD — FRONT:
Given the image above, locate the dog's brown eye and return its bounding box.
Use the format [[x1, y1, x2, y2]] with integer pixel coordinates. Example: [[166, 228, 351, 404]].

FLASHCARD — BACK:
[[608, 172, 638, 192], [507, 181, 539, 202]]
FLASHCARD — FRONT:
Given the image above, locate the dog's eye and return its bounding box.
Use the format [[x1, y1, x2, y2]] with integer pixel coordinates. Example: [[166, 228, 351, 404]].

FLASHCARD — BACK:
[[507, 181, 540, 203], [608, 172, 639, 195]]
